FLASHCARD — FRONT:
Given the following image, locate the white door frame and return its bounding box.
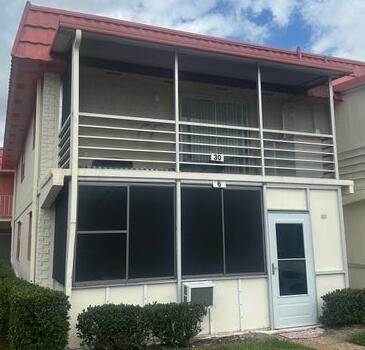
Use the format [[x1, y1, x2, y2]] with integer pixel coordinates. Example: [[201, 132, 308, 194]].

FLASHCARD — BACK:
[[268, 211, 317, 329]]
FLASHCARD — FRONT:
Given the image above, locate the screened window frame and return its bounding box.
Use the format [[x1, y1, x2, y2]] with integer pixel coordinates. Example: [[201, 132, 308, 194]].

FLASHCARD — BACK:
[[73, 182, 176, 287], [181, 184, 267, 279]]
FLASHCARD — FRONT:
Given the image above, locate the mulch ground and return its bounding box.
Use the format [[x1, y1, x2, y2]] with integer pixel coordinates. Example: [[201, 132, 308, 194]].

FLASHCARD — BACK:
[[0, 336, 8, 350]]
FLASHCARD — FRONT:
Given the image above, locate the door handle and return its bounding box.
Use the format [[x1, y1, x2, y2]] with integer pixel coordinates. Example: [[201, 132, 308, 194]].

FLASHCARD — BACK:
[[272, 262, 276, 275]]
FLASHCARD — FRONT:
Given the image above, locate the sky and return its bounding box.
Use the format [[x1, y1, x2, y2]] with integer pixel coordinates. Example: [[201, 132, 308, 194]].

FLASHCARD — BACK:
[[1, 0, 365, 143]]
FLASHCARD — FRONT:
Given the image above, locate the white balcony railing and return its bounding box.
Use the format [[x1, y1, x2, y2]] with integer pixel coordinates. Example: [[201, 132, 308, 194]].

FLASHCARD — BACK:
[[58, 112, 336, 178]]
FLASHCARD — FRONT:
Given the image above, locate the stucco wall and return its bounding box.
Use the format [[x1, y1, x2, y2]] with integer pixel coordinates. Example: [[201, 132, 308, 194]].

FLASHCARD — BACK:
[[344, 200, 365, 288], [12, 115, 35, 280], [336, 86, 365, 153], [68, 277, 269, 349]]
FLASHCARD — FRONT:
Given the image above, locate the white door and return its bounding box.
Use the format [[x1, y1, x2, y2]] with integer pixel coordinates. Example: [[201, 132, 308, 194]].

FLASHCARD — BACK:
[[268, 212, 317, 329]]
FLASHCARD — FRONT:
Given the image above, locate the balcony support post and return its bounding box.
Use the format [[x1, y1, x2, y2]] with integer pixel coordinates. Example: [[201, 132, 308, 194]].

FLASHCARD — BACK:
[[174, 50, 182, 302], [65, 29, 82, 296], [174, 50, 180, 172], [257, 64, 265, 176], [328, 77, 339, 179]]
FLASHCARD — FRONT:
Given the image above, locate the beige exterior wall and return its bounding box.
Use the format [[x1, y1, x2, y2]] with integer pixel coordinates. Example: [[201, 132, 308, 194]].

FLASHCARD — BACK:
[[335, 84, 365, 288], [12, 116, 35, 280], [68, 277, 269, 349], [344, 201, 365, 287]]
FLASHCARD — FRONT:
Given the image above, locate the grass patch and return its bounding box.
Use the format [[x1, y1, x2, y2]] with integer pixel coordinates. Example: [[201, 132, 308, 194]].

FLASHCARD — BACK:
[[191, 338, 313, 349], [351, 330, 365, 346]]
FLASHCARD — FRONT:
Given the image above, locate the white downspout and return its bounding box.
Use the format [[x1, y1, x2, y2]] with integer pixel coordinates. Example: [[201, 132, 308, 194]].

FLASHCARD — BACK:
[[64, 29, 82, 297]]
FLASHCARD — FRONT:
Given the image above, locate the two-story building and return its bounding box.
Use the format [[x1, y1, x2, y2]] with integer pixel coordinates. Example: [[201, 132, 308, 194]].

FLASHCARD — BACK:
[[3, 2, 359, 348]]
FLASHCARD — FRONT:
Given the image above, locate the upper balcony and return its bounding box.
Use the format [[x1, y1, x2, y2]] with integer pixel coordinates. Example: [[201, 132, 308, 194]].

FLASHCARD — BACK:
[[57, 32, 339, 179]]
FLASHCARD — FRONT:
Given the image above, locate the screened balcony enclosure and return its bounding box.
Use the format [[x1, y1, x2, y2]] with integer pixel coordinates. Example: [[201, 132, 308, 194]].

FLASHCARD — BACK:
[[58, 32, 339, 178]]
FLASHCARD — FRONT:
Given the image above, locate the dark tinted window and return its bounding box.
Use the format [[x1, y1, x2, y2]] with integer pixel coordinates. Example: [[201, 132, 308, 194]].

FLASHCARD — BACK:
[[276, 223, 305, 259], [128, 186, 175, 279], [75, 233, 126, 282], [182, 187, 223, 276], [224, 189, 265, 274], [77, 185, 127, 231], [278, 260, 308, 296], [53, 182, 69, 285]]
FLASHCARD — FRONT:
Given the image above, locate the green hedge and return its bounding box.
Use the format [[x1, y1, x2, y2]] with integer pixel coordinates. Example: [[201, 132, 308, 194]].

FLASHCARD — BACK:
[[0, 277, 28, 334], [0, 258, 70, 350], [320, 288, 365, 326], [145, 302, 206, 347], [0, 259, 14, 279], [77, 304, 150, 350], [77, 302, 207, 349]]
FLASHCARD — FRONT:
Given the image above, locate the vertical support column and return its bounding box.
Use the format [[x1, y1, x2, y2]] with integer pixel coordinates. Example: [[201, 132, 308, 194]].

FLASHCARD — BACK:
[[257, 64, 265, 176], [65, 29, 82, 297], [262, 185, 274, 329], [30, 80, 42, 283], [176, 180, 182, 302], [174, 50, 180, 172], [328, 77, 339, 179], [174, 50, 182, 302]]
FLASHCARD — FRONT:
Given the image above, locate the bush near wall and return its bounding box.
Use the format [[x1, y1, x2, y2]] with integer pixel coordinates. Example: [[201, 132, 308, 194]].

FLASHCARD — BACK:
[[77, 302, 207, 349], [145, 302, 207, 347], [0, 258, 70, 350], [77, 304, 150, 350], [320, 288, 365, 326]]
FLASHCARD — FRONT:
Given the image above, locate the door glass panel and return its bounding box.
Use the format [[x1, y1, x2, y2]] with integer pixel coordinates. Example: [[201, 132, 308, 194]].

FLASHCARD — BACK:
[[276, 223, 305, 259], [278, 260, 308, 296], [276, 223, 308, 296]]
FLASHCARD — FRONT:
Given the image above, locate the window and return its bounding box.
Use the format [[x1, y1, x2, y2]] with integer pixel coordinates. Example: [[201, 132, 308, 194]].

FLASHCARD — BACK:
[[53, 183, 69, 285], [75, 184, 175, 283], [16, 222, 21, 261], [181, 187, 265, 277], [181, 188, 223, 275], [27, 212, 32, 261], [223, 189, 265, 273], [128, 186, 174, 279]]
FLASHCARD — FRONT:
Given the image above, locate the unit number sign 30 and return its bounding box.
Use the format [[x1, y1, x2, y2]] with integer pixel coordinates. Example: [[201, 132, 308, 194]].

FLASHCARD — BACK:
[[210, 153, 225, 162]]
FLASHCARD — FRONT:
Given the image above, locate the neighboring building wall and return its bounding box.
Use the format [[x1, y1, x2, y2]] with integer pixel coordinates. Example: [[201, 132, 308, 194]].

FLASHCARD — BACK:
[[344, 201, 365, 288], [335, 84, 365, 287], [67, 186, 345, 349]]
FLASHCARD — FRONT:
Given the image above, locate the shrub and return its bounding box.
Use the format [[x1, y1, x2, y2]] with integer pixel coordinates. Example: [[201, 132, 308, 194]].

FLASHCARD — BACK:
[[8, 283, 70, 350], [320, 288, 365, 326], [145, 302, 206, 347], [77, 304, 149, 350], [352, 330, 365, 346], [0, 258, 14, 279], [0, 277, 27, 335]]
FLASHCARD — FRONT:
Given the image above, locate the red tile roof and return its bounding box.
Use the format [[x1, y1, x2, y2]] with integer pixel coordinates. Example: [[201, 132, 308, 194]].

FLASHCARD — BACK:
[[3, 1, 365, 168]]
